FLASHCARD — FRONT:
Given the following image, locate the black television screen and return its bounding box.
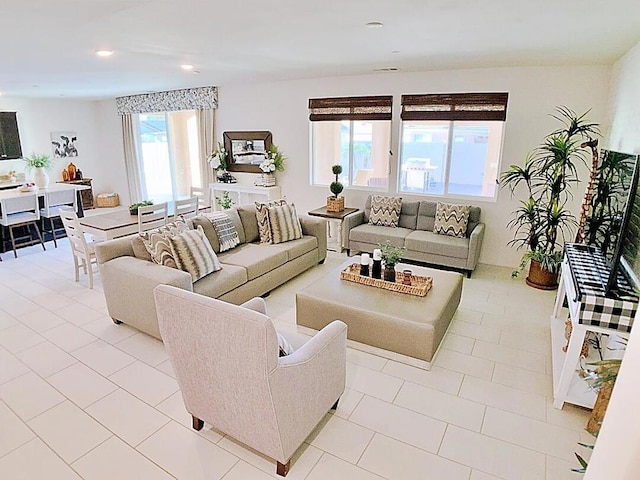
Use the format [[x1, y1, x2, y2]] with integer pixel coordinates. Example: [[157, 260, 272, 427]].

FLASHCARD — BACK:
[[601, 151, 640, 294]]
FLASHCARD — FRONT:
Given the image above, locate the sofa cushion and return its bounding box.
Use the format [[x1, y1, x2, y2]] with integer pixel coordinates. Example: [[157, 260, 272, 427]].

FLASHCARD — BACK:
[[191, 215, 221, 252], [218, 243, 288, 281], [434, 203, 470, 238], [193, 263, 248, 298], [467, 206, 482, 236], [405, 230, 469, 259], [131, 236, 153, 262], [416, 201, 437, 231], [398, 201, 419, 230], [169, 226, 222, 281], [256, 199, 287, 244], [270, 235, 317, 261], [268, 204, 303, 244], [369, 195, 402, 227], [237, 205, 260, 243], [350, 224, 413, 248]]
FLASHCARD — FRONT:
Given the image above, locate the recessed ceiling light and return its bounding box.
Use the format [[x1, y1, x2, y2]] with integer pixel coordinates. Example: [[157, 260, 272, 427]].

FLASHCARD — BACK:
[[181, 64, 194, 71], [392, 50, 400, 54], [192, 70, 200, 75], [366, 21, 383, 28], [95, 50, 114, 57], [373, 67, 400, 72]]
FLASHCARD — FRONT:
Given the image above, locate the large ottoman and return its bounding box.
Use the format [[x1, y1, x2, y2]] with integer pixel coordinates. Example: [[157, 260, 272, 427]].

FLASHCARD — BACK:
[[296, 258, 463, 369]]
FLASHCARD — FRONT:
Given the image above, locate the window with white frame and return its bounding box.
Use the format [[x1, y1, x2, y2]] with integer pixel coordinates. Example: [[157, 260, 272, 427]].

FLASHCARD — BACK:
[[399, 93, 508, 198], [309, 96, 392, 190], [135, 110, 201, 203]]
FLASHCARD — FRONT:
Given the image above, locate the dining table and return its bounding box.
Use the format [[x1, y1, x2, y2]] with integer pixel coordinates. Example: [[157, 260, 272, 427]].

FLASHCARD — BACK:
[[78, 209, 140, 241]]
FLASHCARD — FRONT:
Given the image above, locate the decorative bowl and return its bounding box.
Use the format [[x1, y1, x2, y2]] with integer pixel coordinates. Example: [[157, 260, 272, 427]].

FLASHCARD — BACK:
[[17, 185, 39, 193]]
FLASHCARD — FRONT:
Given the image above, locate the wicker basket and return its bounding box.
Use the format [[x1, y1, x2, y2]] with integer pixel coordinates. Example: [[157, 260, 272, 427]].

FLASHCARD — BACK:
[[326, 196, 345, 213], [340, 263, 433, 297], [96, 192, 120, 208]]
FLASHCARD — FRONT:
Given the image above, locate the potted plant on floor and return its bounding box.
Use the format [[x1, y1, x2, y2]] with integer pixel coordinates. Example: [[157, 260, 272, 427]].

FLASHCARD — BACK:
[[500, 107, 599, 289]]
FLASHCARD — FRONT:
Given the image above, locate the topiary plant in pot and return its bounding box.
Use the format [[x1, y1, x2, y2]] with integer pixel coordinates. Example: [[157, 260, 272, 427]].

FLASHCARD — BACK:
[[500, 107, 600, 289], [327, 164, 345, 212]]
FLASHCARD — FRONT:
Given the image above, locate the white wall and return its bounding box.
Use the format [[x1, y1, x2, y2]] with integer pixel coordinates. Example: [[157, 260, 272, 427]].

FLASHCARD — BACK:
[[584, 39, 640, 480], [217, 65, 611, 267], [0, 97, 130, 205]]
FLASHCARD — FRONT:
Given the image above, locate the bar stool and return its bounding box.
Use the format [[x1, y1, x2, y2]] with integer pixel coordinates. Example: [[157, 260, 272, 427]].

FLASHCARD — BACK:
[[40, 189, 77, 247], [0, 193, 46, 258]]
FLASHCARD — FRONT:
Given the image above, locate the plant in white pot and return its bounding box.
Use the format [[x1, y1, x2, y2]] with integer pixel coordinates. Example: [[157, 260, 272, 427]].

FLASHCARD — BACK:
[[500, 107, 600, 289], [24, 153, 55, 188]]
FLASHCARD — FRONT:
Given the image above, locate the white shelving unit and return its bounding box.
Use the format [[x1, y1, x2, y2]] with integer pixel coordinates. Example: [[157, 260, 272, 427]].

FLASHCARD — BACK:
[[209, 183, 281, 210]]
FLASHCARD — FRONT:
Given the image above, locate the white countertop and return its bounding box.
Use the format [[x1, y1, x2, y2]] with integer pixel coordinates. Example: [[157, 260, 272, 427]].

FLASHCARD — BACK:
[[0, 183, 89, 201]]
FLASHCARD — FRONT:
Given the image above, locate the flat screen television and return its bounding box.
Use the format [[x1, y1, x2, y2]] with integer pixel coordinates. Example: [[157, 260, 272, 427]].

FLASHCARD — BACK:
[[600, 150, 640, 294]]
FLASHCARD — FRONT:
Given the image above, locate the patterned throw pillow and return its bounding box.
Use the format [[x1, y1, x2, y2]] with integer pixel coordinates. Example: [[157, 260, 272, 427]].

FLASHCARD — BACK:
[[169, 225, 222, 281], [267, 204, 303, 244], [141, 230, 179, 269], [277, 332, 294, 357], [369, 195, 402, 227], [433, 202, 471, 238], [203, 212, 240, 252], [255, 199, 287, 244], [139, 215, 192, 268]]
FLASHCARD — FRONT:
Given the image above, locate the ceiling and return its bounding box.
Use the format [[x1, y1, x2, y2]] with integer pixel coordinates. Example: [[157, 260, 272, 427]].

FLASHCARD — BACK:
[[1, 0, 639, 100]]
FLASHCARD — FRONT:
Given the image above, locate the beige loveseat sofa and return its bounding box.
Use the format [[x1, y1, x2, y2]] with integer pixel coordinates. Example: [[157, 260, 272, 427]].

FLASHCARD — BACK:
[[95, 204, 327, 339], [343, 196, 484, 277]]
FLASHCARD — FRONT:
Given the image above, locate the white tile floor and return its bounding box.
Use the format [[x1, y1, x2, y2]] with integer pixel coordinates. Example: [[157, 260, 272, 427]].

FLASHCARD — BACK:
[[0, 240, 593, 479]]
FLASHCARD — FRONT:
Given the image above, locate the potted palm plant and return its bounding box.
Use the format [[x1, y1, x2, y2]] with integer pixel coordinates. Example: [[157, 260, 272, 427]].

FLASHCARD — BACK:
[[24, 153, 54, 188], [500, 107, 599, 289]]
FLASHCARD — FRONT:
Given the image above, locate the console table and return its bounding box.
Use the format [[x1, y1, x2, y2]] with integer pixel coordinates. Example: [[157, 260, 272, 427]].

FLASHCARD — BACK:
[[209, 183, 281, 210], [550, 244, 638, 409], [57, 178, 94, 209]]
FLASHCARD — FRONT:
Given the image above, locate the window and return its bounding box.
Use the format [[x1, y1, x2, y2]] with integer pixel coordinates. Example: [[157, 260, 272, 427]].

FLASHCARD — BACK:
[[399, 93, 508, 198], [136, 110, 201, 203], [310, 96, 392, 189]]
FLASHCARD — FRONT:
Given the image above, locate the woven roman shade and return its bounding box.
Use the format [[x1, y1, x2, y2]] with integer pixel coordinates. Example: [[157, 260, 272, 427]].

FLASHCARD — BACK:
[[401, 93, 508, 121], [308, 96, 393, 121]]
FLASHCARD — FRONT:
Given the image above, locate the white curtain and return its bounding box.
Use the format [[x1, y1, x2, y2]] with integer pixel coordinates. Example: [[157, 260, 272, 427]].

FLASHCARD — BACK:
[[196, 109, 216, 188], [121, 114, 144, 204]]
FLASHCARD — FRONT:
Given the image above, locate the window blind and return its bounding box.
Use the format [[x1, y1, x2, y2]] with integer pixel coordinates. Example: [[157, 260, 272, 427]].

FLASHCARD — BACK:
[[308, 96, 393, 121], [400, 93, 508, 121]]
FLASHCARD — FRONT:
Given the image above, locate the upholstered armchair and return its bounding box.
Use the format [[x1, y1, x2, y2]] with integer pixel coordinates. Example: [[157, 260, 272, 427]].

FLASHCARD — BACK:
[[153, 285, 347, 476]]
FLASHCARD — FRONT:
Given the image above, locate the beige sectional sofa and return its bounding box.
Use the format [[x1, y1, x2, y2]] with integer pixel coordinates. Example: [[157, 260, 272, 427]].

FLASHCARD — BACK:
[[342, 195, 484, 277], [95, 204, 327, 339]]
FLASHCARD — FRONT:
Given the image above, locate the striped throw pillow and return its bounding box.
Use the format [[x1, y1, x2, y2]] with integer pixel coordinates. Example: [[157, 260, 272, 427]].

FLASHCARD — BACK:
[[203, 212, 240, 252], [267, 204, 303, 244], [255, 199, 287, 244], [433, 202, 470, 238], [369, 195, 402, 227], [169, 225, 222, 281]]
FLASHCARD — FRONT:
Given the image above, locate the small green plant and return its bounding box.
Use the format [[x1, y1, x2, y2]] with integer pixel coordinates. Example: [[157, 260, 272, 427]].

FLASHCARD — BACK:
[[215, 191, 234, 209], [379, 240, 404, 267], [129, 200, 153, 214], [330, 164, 344, 198], [24, 153, 54, 170], [260, 145, 286, 173]]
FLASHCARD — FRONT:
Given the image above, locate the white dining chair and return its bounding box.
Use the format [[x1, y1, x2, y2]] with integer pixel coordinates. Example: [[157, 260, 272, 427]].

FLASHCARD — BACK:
[[0, 193, 46, 258], [40, 188, 77, 247], [138, 202, 168, 233], [190, 186, 211, 212], [174, 197, 199, 219], [59, 207, 98, 289]]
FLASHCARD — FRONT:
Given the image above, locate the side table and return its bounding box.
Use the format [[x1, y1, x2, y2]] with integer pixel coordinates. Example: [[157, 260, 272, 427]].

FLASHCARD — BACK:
[[308, 206, 358, 252]]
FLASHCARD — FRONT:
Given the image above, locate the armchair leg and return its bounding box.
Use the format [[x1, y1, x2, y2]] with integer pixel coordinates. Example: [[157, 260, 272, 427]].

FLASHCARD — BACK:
[[466, 270, 472, 278], [192, 416, 204, 431], [111, 318, 123, 325], [276, 460, 290, 477], [346, 249, 350, 256], [331, 398, 340, 410]]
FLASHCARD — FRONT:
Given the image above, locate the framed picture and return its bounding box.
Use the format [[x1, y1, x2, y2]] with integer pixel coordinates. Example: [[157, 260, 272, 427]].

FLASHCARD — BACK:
[[223, 131, 272, 173], [50, 131, 79, 157]]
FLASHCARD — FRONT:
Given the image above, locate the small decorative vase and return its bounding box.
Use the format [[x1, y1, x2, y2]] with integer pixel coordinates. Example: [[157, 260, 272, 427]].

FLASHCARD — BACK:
[[33, 167, 49, 188], [383, 265, 396, 282], [262, 173, 276, 187], [67, 162, 76, 181]]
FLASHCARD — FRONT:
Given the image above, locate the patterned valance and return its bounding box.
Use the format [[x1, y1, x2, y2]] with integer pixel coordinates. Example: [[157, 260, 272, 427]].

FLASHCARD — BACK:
[[116, 86, 218, 115]]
